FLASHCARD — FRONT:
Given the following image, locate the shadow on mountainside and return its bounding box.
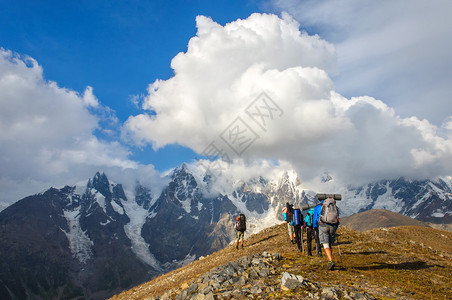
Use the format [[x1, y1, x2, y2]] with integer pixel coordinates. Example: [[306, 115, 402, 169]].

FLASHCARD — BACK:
[[334, 240, 352, 245], [343, 250, 388, 255], [350, 260, 443, 271], [111, 223, 452, 300], [247, 234, 278, 246]]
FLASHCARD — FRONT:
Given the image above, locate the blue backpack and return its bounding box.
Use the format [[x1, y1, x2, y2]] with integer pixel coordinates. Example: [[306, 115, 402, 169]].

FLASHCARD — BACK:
[[293, 208, 301, 226], [305, 209, 314, 227]]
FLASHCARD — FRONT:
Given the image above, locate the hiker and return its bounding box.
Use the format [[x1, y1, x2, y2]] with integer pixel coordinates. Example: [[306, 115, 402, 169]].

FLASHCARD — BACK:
[[317, 195, 340, 270], [282, 202, 295, 243], [293, 208, 303, 251], [305, 207, 322, 257], [235, 213, 246, 249]]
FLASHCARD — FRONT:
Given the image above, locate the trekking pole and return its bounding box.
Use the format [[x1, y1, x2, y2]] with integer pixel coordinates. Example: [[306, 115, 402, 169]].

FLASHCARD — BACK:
[[301, 227, 304, 254], [336, 234, 344, 269]]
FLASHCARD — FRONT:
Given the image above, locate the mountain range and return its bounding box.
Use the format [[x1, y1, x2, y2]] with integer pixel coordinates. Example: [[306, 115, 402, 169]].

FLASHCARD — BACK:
[[0, 162, 450, 299]]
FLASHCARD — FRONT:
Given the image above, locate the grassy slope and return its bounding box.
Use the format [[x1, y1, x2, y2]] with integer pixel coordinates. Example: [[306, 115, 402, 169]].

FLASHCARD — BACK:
[[111, 223, 452, 299], [340, 209, 430, 232]]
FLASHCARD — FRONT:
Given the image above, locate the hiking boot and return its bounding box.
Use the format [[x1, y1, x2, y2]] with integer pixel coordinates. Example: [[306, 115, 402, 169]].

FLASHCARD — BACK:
[[236, 245, 238, 250], [317, 252, 323, 257], [327, 261, 335, 271], [241, 244, 244, 249]]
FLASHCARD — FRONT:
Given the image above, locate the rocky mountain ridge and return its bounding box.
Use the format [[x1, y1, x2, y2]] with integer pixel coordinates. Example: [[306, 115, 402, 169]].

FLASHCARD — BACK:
[[342, 177, 452, 223]]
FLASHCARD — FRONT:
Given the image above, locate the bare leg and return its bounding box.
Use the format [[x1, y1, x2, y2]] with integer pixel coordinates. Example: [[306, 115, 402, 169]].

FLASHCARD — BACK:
[[324, 245, 335, 270], [324, 247, 333, 261]]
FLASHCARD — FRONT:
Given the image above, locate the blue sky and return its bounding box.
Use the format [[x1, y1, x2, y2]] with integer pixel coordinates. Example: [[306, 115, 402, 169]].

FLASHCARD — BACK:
[[1, 0, 451, 206], [0, 0, 264, 169]]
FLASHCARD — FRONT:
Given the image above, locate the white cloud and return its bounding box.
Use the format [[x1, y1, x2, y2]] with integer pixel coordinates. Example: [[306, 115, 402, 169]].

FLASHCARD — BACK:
[[124, 12, 452, 186], [443, 117, 452, 138], [82, 86, 99, 108], [105, 164, 169, 202], [0, 49, 138, 205], [123, 12, 336, 150], [269, 0, 452, 124]]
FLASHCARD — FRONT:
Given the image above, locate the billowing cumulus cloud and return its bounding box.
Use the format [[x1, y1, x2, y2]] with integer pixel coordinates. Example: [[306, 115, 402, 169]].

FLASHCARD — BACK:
[[124, 13, 452, 186], [123, 13, 336, 148], [0, 49, 139, 206]]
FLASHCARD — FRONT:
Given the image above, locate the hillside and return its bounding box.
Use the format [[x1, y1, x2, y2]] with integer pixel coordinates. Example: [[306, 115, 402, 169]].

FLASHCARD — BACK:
[[111, 223, 452, 299], [340, 209, 430, 232]]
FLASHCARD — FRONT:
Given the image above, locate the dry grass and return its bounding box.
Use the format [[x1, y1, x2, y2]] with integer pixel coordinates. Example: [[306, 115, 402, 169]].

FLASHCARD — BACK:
[[111, 224, 452, 300], [111, 224, 293, 299]]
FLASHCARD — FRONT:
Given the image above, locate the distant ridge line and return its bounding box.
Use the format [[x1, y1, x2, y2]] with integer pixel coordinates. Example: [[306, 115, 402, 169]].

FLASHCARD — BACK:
[[340, 209, 430, 232]]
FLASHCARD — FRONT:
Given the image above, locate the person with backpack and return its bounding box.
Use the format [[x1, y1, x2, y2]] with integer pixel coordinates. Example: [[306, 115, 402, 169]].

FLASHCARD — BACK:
[[305, 207, 322, 257], [318, 195, 340, 270], [293, 208, 303, 251], [282, 202, 295, 243], [235, 213, 246, 249]]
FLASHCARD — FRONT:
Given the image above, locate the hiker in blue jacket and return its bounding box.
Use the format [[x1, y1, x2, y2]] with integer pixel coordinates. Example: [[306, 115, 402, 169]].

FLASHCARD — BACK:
[[304, 206, 322, 257], [317, 196, 340, 270]]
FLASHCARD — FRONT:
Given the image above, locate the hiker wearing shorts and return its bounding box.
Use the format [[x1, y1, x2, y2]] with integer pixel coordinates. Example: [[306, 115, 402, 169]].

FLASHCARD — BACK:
[[282, 202, 295, 243], [317, 196, 340, 270], [235, 214, 246, 249]]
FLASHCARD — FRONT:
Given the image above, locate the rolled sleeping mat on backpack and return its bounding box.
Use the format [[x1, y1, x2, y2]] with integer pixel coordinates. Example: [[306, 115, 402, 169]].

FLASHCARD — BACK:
[[300, 203, 318, 211], [293, 208, 301, 226], [316, 193, 342, 201]]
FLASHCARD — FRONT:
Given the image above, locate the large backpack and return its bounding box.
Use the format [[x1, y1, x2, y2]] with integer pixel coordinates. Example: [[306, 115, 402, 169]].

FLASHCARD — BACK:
[[237, 213, 246, 231], [320, 198, 339, 224], [305, 209, 314, 227]]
